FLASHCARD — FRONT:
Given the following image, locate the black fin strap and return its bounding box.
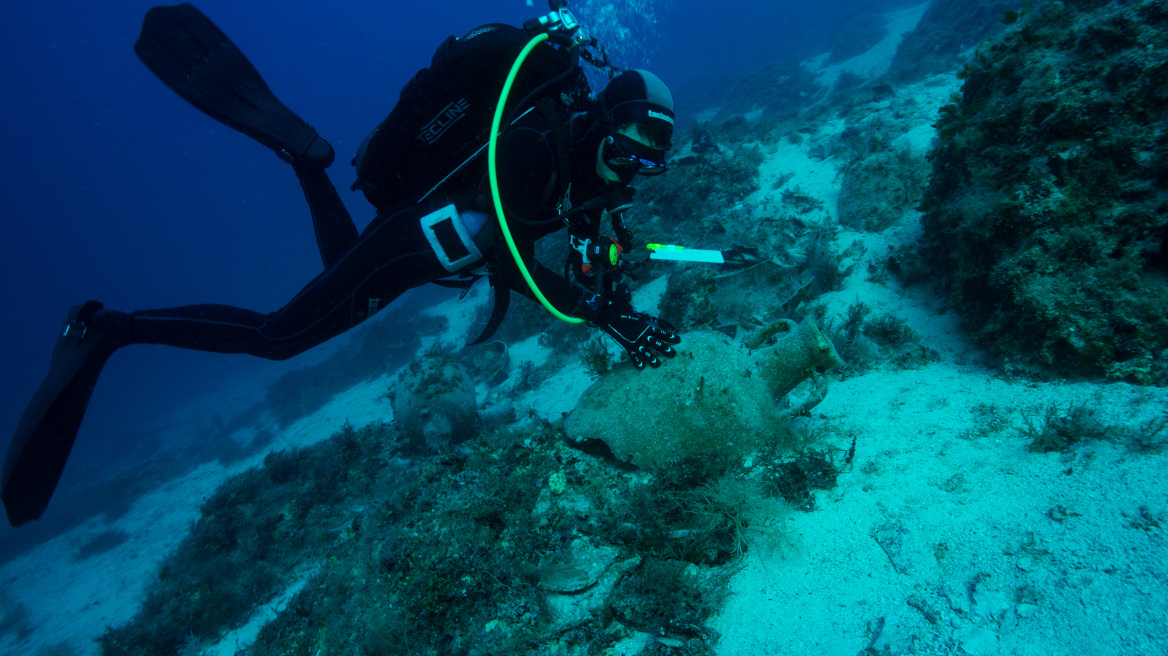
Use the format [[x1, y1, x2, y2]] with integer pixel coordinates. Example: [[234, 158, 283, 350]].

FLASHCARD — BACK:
[[469, 282, 511, 345], [431, 278, 476, 290]]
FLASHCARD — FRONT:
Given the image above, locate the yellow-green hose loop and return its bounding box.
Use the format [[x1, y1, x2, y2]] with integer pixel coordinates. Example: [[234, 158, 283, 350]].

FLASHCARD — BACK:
[[489, 33, 586, 325]]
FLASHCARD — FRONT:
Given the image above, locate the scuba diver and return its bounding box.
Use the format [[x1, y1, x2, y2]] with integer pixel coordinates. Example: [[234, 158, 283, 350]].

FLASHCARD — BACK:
[[2, 2, 680, 526]]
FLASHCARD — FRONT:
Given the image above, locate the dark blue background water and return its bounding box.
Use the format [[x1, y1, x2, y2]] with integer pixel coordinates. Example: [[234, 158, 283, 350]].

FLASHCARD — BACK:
[[0, 0, 899, 523]]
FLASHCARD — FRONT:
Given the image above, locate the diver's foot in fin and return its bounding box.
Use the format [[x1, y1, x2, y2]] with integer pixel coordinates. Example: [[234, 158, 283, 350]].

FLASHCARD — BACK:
[[291, 135, 335, 171], [135, 3, 334, 168], [2, 302, 124, 526]]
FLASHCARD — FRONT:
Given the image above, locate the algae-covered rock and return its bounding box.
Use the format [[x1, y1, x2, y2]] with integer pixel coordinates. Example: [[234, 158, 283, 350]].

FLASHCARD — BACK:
[[389, 351, 476, 452], [838, 147, 929, 232], [565, 324, 843, 469], [921, 0, 1168, 382]]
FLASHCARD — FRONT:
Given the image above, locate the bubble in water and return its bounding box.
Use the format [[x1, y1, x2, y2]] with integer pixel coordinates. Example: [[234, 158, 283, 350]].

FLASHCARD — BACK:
[[571, 0, 672, 78]]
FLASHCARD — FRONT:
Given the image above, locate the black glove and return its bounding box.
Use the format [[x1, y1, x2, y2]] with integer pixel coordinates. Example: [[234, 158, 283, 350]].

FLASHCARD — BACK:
[[598, 308, 681, 370]]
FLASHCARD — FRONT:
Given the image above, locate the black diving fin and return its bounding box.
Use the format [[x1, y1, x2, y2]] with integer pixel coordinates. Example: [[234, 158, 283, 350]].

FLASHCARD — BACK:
[[2, 302, 120, 526], [135, 3, 333, 166]]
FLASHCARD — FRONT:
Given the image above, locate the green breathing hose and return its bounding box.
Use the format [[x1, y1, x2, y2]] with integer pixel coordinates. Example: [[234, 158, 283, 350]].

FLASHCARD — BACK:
[[488, 33, 586, 325]]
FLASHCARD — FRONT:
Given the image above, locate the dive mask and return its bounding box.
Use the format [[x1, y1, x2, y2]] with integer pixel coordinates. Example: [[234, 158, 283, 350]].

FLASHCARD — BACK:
[[603, 133, 668, 177]]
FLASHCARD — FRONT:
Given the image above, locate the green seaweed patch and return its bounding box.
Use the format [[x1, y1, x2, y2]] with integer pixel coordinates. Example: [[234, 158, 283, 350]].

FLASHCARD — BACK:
[[245, 426, 749, 654], [820, 301, 939, 374], [758, 450, 840, 511], [1021, 402, 1168, 454], [578, 334, 615, 376], [98, 422, 399, 656], [1021, 402, 1112, 453], [609, 558, 726, 651], [102, 411, 853, 655]]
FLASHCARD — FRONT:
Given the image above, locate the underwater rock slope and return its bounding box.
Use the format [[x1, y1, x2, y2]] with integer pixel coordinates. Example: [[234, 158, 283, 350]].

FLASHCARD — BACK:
[[886, 0, 1030, 83], [920, 0, 1168, 383]]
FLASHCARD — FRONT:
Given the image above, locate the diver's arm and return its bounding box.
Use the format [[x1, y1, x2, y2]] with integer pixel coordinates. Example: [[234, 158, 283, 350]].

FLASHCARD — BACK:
[[495, 214, 680, 368], [493, 231, 603, 321], [495, 125, 560, 220], [490, 116, 602, 317]]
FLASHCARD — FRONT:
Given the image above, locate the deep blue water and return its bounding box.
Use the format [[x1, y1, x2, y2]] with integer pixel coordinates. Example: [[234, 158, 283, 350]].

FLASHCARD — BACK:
[[0, 0, 893, 525]]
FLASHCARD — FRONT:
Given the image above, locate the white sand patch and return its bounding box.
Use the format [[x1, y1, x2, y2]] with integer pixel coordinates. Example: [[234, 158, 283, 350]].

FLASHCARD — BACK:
[[694, 107, 722, 123], [509, 333, 554, 371], [633, 274, 671, 317], [517, 361, 596, 421], [894, 123, 941, 158], [713, 365, 1168, 654], [742, 107, 766, 123], [817, 217, 981, 364], [754, 127, 846, 224], [0, 472, 212, 656], [423, 281, 492, 347], [273, 375, 395, 450]]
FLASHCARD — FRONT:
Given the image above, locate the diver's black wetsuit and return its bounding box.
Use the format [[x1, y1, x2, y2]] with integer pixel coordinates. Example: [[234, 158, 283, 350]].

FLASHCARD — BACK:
[[104, 109, 612, 360]]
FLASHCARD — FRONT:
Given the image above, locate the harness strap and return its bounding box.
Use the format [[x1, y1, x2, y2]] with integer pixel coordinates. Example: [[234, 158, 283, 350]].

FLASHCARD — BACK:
[[469, 282, 511, 345], [536, 98, 573, 209], [431, 278, 476, 290]]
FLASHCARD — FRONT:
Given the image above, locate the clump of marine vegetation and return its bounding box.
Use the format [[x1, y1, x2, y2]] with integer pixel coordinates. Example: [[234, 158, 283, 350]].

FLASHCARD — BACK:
[[1020, 401, 1168, 454], [98, 414, 849, 656], [98, 423, 397, 655], [918, 0, 1168, 383], [814, 300, 940, 375]]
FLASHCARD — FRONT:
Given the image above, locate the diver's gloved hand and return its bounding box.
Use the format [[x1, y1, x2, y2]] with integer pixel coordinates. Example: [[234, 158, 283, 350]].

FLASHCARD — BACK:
[[597, 307, 681, 370]]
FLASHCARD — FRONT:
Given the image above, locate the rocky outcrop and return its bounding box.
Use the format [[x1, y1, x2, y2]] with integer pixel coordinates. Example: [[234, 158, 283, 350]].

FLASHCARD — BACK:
[[919, 0, 1168, 383]]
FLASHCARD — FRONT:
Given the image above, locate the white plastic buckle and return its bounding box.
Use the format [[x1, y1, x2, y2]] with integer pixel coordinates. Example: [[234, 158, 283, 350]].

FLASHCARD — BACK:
[[569, 235, 592, 264], [420, 204, 483, 273]]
